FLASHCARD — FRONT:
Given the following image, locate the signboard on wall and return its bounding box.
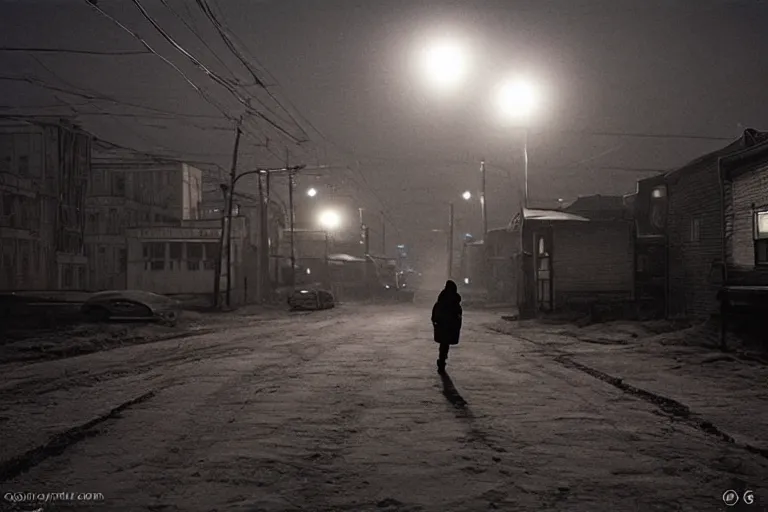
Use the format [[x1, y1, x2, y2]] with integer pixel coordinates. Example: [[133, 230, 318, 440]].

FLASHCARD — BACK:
[[132, 227, 220, 239]]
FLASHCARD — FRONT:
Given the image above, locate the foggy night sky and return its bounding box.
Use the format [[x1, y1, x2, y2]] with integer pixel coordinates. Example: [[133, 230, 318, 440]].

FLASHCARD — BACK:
[[1, 0, 767, 251]]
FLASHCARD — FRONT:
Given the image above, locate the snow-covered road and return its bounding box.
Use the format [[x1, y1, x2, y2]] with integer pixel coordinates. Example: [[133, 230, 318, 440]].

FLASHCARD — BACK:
[[1, 304, 766, 511]]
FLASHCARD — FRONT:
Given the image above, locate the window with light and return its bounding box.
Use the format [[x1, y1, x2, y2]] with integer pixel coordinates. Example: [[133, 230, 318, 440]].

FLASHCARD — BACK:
[[755, 211, 768, 265]]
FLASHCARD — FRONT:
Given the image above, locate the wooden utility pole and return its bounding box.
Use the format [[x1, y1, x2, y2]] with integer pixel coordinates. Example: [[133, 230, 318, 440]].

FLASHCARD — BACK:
[[447, 202, 454, 280], [214, 120, 241, 309], [288, 151, 296, 288], [258, 170, 269, 301], [381, 211, 386, 255], [224, 123, 244, 308]]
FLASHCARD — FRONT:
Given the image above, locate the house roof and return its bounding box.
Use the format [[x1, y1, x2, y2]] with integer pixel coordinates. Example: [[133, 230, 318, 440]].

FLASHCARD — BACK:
[[328, 253, 365, 262], [565, 194, 625, 213], [720, 137, 768, 181], [522, 208, 590, 222], [564, 194, 631, 220], [661, 128, 768, 185]]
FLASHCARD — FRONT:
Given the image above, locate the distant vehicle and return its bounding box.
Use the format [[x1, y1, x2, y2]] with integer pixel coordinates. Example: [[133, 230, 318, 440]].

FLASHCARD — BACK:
[[288, 288, 335, 311], [377, 283, 415, 302], [81, 290, 182, 325]]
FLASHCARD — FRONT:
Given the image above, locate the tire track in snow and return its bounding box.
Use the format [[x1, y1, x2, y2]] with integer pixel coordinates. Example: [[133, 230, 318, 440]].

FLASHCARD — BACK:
[[0, 390, 156, 483], [1, 316, 349, 397], [554, 355, 768, 461], [492, 326, 768, 461]]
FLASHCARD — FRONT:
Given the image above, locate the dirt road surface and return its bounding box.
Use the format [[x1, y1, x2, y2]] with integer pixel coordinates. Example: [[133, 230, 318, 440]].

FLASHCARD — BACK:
[[1, 304, 766, 511]]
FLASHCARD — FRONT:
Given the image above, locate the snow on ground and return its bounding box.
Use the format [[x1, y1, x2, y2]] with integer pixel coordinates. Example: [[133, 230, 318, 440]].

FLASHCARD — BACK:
[[1, 304, 767, 511], [0, 304, 291, 365]]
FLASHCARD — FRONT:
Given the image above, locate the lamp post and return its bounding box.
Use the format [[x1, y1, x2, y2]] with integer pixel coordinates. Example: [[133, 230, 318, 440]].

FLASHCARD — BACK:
[[480, 159, 487, 237], [495, 77, 539, 208], [448, 202, 454, 280], [419, 39, 543, 209], [222, 164, 305, 306]]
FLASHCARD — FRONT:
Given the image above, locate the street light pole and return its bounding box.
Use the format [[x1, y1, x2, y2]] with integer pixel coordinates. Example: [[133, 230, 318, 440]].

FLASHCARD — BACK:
[[447, 202, 454, 280], [381, 211, 386, 255], [480, 159, 487, 237], [220, 163, 305, 302], [289, 169, 296, 289], [258, 171, 269, 302], [523, 128, 529, 208], [324, 230, 330, 290]]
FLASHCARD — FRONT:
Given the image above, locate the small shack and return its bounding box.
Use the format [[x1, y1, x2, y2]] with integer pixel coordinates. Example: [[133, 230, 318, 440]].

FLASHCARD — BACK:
[[515, 197, 635, 317]]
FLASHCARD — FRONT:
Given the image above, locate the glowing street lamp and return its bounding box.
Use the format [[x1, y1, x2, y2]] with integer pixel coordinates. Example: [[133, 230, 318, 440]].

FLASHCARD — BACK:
[[495, 77, 540, 122], [307, 187, 317, 197], [318, 209, 341, 230], [494, 76, 542, 208], [462, 191, 472, 201], [420, 38, 469, 91]]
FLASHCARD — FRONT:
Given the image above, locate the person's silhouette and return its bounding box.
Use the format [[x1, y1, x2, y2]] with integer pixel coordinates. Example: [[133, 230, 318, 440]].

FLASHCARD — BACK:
[[431, 280, 462, 373]]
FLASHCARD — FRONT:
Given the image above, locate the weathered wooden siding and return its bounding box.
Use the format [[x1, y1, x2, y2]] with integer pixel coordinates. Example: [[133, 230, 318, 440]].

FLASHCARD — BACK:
[[552, 221, 634, 307]]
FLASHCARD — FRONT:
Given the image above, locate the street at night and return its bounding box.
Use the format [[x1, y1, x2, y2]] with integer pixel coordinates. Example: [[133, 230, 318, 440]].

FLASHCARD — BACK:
[[2, 304, 766, 511], [3, 1, 768, 510]]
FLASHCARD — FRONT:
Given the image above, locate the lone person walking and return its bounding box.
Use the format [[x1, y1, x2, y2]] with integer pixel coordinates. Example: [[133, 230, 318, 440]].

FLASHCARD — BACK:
[[431, 280, 462, 373]]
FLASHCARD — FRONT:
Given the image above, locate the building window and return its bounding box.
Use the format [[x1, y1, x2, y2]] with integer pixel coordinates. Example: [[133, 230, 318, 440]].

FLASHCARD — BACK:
[[143, 242, 166, 271], [169, 242, 183, 270], [62, 264, 73, 289], [186, 242, 202, 271], [18, 155, 29, 177], [637, 255, 648, 273], [2, 193, 14, 227], [755, 211, 768, 265], [203, 242, 218, 270], [107, 209, 119, 234], [118, 248, 127, 271], [113, 173, 126, 196], [690, 218, 701, 242]]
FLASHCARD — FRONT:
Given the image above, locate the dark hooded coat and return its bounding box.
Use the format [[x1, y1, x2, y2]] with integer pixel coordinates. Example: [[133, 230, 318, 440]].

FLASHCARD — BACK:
[[431, 280, 462, 345]]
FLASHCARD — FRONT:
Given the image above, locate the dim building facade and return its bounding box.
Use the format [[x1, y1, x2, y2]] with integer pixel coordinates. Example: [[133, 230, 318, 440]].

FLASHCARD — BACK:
[[85, 144, 203, 290], [0, 119, 90, 291]]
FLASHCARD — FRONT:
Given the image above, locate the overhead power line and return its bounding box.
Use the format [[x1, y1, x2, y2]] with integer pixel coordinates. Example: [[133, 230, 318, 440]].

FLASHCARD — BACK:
[[126, 0, 305, 144], [194, 0, 265, 88], [194, 0, 310, 140], [537, 128, 734, 142], [81, 0, 279, 149], [82, 0, 234, 120], [155, 0, 241, 83], [0, 74, 231, 138], [160, 0, 295, 129], [0, 47, 150, 56]]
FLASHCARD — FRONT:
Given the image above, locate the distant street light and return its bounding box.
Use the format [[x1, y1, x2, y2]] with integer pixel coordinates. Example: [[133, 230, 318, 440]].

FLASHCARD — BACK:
[[495, 77, 540, 122], [462, 191, 472, 200], [318, 209, 341, 230], [421, 38, 469, 91], [307, 187, 317, 197]]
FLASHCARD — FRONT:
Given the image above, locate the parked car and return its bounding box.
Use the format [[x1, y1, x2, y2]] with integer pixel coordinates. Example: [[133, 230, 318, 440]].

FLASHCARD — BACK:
[[288, 288, 335, 311], [81, 290, 182, 325]]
